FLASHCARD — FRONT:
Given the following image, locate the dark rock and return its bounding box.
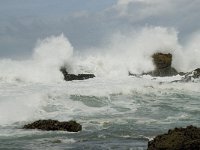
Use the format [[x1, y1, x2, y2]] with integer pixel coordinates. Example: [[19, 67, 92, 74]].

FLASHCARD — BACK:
[[150, 53, 178, 77], [147, 66, 178, 77], [60, 67, 95, 81], [148, 125, 200, 150], [23, 119, 82, 132], [129, 52, 179, 77], [178, 72, 186, 76], [181, 68, 200, 82], [128, 72, 142, 77], [153, 53, 172, 69]]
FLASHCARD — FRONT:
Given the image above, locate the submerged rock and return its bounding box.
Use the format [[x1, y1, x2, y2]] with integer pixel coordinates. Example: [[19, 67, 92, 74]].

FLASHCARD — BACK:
[[60, 67, 95, 81], [148, 125, 200, 150], [148, 53, 178, 77], [23, 119, 82, 132]]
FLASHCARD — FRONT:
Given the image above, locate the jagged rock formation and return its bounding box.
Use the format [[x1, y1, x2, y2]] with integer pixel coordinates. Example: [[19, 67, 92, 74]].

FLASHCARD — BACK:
[[181, 68, 200, 82], [128, 52, 200, 81], [147, 53, 178, 77], [60, 67, 95, 81], [129, 52, 181, 77], [148, 125, 200, 150], [23, 119, 82, 132]]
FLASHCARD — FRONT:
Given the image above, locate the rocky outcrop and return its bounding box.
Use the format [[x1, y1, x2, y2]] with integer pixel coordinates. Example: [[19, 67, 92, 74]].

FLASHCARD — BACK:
[[181, 68, 200, 82], [147, 53, 178, 77], [148, 125, 200, 150], [129, 52, 182, 77], [23, 119, 82, 132], [60, 67, 95, 81]]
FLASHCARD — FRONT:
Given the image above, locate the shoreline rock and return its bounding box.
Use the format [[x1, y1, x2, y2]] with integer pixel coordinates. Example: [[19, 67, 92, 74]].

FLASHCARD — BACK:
[[23, 119, 82, 132], [180, 68, 200, 82], [60, 67, 95, 81], [147, 125, 200, 150], [129, 52, 200, 81], [146, 53, 178, 77]]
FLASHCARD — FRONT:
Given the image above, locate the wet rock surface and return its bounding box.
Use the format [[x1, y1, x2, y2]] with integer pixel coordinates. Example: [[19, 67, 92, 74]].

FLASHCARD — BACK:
[[181, 68, 200, 82], [60, 67, 95, 81], [23, 119, 82, 132], [153, 53, 172, 69], [129, 52, 200, 81], [148, 125, 200, 150], [148, 53, 178, 77]]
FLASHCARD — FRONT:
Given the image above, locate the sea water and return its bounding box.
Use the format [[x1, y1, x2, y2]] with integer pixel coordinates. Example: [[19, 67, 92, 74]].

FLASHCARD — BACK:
[[0, 31, 200, 149]]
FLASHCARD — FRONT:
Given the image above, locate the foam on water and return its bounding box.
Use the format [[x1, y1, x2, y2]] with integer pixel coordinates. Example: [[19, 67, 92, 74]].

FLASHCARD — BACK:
[[0, 75, 199, 126]]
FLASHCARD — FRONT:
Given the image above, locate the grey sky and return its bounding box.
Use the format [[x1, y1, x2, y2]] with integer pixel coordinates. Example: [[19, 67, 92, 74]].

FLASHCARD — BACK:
[[0, 0, 200, 58]]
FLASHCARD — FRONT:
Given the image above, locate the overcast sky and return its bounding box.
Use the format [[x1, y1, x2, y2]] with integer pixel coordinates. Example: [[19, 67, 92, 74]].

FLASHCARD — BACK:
[[0, 0, 200, 58]]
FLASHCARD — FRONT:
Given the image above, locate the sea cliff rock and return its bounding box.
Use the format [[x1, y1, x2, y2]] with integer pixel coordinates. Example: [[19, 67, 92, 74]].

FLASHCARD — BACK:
[[148, 125, 200, 150], [147, 53, 178, 77], [23, 119, 82, 132], [129, 52, 180, 77], [60, 67, 95, 81]]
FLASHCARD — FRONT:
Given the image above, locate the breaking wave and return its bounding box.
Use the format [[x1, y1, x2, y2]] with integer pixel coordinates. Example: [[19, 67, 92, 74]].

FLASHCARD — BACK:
[[0, 27, 200, 83], [0, 34, 73, 83]]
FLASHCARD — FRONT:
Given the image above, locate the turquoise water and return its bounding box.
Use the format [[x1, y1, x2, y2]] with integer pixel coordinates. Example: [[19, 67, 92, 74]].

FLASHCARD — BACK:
[[0, 77, 200, 149]]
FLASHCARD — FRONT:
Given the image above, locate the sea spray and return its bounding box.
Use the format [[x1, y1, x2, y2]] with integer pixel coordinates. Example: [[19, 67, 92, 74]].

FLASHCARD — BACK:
[[33, 34, 73, 68], [76, 27, 200, 76], [74, 27, 181, 77], [0, 34, 74, 83], [1, 27, 200, 82], [182, 32, 200, 71], [31, 34, 74, 82]]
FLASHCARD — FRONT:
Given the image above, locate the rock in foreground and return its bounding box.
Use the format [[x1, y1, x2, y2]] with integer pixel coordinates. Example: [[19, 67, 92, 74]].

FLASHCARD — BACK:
[[23, 119, 82, 132], [60, 67, 95, 81], [148, 125, 200, 150]]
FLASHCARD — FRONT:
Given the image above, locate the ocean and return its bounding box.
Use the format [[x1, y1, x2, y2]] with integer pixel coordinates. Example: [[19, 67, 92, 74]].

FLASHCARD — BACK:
[[0, 34, 200, 150]]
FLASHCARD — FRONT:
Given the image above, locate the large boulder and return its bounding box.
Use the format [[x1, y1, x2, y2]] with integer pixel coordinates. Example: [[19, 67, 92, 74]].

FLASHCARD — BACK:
[[148, 53, 178, 77], [129, 52, 200, 80], [60, 67, 95, 81], [153, 53, 172, 69], [23, 119, 82, 132], [148, 125, 200, 150], [129, 52, 179, 77]]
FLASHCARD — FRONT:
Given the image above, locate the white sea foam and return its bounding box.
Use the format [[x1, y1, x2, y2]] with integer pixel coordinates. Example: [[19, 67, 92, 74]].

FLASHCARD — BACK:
[[0, 75, 200, 126]]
